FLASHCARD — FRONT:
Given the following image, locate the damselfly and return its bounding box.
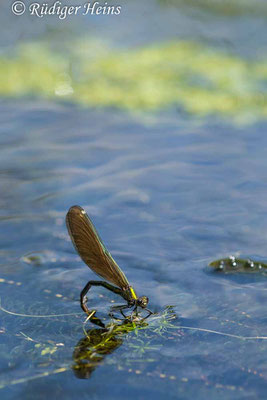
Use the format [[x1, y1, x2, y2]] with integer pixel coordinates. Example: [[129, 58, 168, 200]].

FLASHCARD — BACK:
[[66, 206, 153, 320]]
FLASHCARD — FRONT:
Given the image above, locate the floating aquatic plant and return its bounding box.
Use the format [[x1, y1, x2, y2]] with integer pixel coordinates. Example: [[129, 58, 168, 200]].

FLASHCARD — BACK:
[[209, 256, 267, 274]]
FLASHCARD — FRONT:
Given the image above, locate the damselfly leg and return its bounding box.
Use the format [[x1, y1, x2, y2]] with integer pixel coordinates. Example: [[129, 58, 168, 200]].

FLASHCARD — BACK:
[[80, 280, 123, 314], [109, 304, 131, 319]]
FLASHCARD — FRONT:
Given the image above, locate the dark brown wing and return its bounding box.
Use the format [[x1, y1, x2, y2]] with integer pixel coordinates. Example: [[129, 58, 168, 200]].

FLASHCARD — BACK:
[[66, 205, 129, 289]]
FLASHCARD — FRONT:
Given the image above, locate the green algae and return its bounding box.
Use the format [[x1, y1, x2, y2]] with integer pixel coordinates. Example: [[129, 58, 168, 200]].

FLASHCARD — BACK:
[[0, 40, 266, 122]]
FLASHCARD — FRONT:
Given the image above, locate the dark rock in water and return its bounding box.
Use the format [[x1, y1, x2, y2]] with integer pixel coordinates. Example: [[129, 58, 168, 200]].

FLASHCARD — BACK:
[[209, 256, 267, 273]]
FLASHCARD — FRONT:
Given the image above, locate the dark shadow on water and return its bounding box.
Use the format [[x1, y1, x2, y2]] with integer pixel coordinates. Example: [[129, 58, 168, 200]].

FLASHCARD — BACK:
[[72, 314, 149, 379], [72, 307, 176, 380]]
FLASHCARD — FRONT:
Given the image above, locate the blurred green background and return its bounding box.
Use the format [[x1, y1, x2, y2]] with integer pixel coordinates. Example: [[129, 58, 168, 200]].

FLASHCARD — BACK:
[[1, 0, 266, 123]]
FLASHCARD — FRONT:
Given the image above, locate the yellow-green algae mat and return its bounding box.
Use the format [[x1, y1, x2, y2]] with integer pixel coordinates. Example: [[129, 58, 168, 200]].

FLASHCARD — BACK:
[[0, 40, 266, 123]]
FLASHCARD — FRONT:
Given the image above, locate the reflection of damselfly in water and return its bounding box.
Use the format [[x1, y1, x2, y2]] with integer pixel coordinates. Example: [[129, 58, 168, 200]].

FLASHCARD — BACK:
[[66, 206, 153, 320], [73, 318, 141, 379], [73, 306, 176, 380]]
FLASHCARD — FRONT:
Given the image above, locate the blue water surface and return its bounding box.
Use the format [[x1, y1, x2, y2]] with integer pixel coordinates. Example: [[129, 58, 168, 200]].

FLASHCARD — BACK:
[[0, 99, 266, 399], [0, 0, 267, 399]]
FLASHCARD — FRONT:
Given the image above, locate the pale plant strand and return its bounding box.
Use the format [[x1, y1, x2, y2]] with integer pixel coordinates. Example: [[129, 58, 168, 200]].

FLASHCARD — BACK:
[[0, 298, 82, 318], [0, 366, 68, 389], [179, 325, 267, 340]]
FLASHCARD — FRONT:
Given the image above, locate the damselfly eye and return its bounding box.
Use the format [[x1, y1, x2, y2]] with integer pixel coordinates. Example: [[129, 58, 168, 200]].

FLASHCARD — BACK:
[[138, 296, 149, 308]]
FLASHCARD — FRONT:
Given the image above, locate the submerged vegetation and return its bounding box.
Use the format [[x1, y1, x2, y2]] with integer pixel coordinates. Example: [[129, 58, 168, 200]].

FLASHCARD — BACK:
[[73, 307, 177, 379], [0, 294, 265, 390], [0, 301, 179, 388], [0, 39, 266, 122]]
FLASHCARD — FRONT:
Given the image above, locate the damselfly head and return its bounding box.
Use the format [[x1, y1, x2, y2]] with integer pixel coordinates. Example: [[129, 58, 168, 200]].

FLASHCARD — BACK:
[[137, 296, 149, 308]]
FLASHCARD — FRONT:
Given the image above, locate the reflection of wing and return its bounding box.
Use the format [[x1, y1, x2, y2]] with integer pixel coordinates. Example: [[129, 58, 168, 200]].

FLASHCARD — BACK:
[[66, 205, 129, 289]]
